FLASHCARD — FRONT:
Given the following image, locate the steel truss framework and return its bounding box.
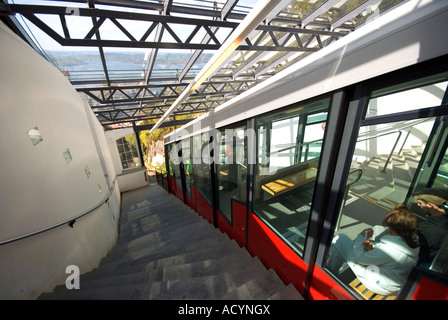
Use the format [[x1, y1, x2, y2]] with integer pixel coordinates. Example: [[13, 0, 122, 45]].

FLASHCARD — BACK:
[[1, 0, 405, 130]]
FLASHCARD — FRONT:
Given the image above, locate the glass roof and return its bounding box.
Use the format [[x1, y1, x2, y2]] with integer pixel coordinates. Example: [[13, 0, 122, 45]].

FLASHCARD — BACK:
[[2, 0, 406, 130]]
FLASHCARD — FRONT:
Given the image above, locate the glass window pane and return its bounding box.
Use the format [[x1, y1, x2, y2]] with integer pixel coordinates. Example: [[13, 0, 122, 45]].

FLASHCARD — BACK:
[[216, 126, 247, 222], [183, 138, 193, 199], [116, 133, 140, 170], [254, 97, 330, 256], [270, 117, 299, 170], [432, 147, 448, 191], [171, 142, 183, 189], [327, 88, 444, 300], [366, 75, 448, 118], [192, 133, 212, 204], [307, 112, 327, 124], [303, 113, 327, 162], [167, 143, 174, 176]]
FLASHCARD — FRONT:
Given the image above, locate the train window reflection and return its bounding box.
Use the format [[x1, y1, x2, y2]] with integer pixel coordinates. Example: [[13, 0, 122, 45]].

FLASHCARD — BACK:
[[328, 117, 440, 299], [216, 126, 247, 223], [192, 133, 213, 204], [366, 74, 448, 118], [182, 138, 193, 200], [166, 143, 174, 176], [171, 142, 183, 191], [253, 98, 329, 255]]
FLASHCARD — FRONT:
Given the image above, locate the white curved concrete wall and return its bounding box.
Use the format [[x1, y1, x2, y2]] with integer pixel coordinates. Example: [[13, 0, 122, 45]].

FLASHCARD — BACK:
[[0, 21, 120, 299]]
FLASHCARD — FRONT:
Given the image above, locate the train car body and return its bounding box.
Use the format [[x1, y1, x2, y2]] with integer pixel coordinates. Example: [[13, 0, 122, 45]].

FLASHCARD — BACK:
[[164, 0, 448, 300]]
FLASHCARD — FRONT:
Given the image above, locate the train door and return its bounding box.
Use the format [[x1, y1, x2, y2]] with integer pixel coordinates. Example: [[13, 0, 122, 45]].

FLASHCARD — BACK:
[[214, 123, 248, 247], [406, 115, 448, 209], [315, 70, 448, 300], [180, 138, 193, 207], [166, 142, 184, 201], [190, 133, 215, 224], [401, 117, 448, 299], [247, 97, 330, 293]]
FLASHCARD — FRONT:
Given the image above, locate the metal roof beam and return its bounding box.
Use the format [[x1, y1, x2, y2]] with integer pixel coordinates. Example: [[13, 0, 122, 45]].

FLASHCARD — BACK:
[[301, 0, 341, 27], [221, 0, 238, 20], [210, 0, 294, 83], [149, 0, 286, 133], [132, 119, 192, 132], [331, 0, 382, 30], [177, 0, 237, 82], [9, 4, 346, 50]]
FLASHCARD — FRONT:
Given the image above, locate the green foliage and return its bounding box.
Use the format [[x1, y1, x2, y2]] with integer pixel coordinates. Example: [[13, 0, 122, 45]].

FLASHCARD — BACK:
[[138, 113, 200, 160]]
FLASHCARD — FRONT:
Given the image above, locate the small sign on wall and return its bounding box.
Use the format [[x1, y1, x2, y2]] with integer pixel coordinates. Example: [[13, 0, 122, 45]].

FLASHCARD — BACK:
[[85, 165, 91, 178], [28, 127, 43, 145], [63, 148, 72, 164]]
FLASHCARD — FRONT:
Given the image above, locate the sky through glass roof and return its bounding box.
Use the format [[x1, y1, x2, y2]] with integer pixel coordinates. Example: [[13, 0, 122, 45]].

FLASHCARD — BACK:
[[2, 0, 406, 130]]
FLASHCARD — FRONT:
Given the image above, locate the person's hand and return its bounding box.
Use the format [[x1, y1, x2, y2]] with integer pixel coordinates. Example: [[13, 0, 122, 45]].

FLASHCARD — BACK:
[[362, 241, 374, 251], [360, 228, 373, 239]]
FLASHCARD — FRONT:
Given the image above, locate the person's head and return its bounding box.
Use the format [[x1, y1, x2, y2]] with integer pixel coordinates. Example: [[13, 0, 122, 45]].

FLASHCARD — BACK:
[[383, 204, 419, 248], [413, 188, 447, 216]]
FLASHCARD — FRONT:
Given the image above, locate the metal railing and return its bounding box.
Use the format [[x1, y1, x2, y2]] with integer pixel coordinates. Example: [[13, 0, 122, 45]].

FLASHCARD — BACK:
[[155, 168, 170, 192], [356, 117, 431, 173], [263, 138, 324, 166], [357, 130, 404, 173], [0, 176, 118, 246], [335, 168, 363, 232]]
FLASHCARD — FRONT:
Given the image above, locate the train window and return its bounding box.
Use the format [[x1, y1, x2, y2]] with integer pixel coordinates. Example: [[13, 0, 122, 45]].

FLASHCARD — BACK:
[[269, 116, 300, 170], [326, 73, 448, 299], [254, 97, 330, 255], [192, 133, 213, 205], [182, 138, 193, 200], [170, 142, 183, 191], [215, 125, 247, 222], [166, 143, 174, 176], [366, 73, 448, 118]]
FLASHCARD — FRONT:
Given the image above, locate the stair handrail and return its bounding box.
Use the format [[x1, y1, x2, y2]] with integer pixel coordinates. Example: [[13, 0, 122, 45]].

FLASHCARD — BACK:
[[0, 176, 118, 246], [335, 168, 363, 231], [355, 117, 433, 173], [356, 118, 432, 141], [270, 138, 323, 155], [358, 130, 403, 173]]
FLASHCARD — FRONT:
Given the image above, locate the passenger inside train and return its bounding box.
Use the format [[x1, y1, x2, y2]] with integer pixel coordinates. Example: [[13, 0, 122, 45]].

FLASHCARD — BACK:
[[413, 188, 448, 267], [326, 74, 448, 299], [327, 204, 420, 297]]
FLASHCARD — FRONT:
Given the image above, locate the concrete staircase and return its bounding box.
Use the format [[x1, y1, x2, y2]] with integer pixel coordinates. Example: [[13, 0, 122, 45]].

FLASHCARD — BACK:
[[38, 185, 303, 300]]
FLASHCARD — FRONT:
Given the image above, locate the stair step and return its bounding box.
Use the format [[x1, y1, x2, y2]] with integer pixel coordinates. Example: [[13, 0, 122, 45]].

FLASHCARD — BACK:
[[55, 269, 149, 292], [148, 248, 253, 282], [119, 207, 202, 235], [99, 221, 216, 265], [117, 207, 205, 242], [146, 257, 268, 300], [268, 283, 305, 300], [144, 237, 241, 272], [220, 268, 286, 300], [80, 231, 234, 281], [37, 185, 304, 300], [80, 233, 238, 282], [39, 283, 149, 300]]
